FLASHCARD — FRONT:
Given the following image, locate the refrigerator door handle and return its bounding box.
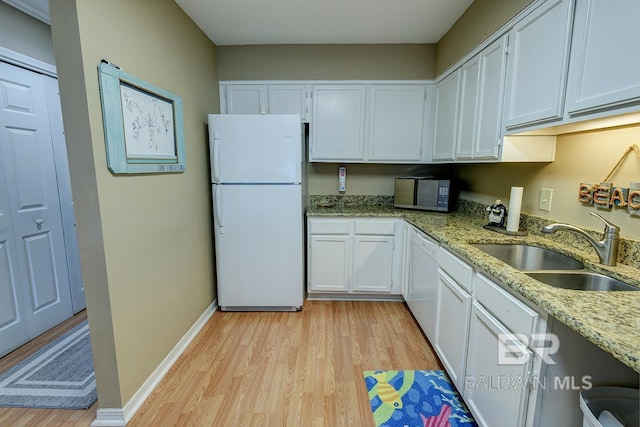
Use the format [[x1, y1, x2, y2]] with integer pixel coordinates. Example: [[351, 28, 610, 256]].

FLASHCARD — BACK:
[[212, 131, 221, 183], [214, 185, 224, 233]]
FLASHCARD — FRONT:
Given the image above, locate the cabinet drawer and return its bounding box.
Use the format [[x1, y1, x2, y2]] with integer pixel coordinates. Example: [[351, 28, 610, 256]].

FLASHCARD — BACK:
[[308, 219, 351, 235], [354, 219, 396, 235], [438, 247, 473, 292], [474, 273, 539, 336]]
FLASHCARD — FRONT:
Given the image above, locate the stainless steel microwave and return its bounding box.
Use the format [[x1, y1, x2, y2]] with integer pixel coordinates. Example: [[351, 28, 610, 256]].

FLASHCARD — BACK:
[[394, 177, 457, 212]]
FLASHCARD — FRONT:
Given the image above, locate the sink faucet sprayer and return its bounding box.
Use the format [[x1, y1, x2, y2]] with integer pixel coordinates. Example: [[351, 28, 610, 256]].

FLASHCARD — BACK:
[[541, 212, 620, 266]]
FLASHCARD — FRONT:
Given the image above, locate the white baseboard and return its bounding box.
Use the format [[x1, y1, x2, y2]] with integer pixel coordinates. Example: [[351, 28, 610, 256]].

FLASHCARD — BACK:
[[91, 299, 218, 427], [90, 408, 126, 427]]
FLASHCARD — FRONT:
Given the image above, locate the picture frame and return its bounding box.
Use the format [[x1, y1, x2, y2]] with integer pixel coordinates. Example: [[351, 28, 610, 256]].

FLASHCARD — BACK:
[[97, 62, 185, 174]]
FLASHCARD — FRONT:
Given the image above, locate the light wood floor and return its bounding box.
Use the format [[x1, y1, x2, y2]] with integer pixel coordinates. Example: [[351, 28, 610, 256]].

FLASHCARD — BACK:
[[0, 300, 442, 426]]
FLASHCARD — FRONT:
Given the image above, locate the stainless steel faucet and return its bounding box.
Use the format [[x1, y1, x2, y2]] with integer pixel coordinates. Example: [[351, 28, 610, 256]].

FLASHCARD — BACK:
[[542, 212, 620, 266]]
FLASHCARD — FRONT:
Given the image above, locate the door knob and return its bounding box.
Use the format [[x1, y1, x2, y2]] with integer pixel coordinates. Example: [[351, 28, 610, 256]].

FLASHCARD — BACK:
[[35, 218, 44, 229]]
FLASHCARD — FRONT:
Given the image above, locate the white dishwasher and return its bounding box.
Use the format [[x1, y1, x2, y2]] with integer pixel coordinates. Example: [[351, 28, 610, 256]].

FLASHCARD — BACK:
[[406, 225, 439, 344]]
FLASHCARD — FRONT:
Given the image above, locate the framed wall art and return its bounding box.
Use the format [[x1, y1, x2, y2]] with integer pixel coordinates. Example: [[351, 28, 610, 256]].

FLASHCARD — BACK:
[[97, 61, 185, 174]]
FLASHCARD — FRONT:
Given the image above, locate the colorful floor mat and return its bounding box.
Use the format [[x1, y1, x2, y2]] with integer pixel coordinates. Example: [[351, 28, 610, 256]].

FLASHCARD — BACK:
[[363, 370, 477, 427]]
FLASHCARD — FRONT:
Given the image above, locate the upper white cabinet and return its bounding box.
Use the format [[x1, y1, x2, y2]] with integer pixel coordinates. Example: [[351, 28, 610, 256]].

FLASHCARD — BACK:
[[457, 35, 509, 160], [222, 84, 267, 114], [503, 0, 574, 130], [220, 83, 310, 121], [367, 85, 428, 162], [310, 84, 430, 163], [565, 0, 640, 116], [268, 85, 310, 121], [432, 70, 461, 161], [310, 85, 367, 161], [434, 34, 555, 163]]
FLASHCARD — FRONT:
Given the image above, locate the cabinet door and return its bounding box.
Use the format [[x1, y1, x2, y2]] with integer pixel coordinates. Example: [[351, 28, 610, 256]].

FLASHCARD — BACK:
[[565, 0, 640, 115], [352, 235, 394, 292], [310, 85, 366, 161], [465, 302, 533, 427], [432, 70, 460, 161], [456, 57, 480, 159], [268, 85, 310, 121], [474, 35, 508, 159], [308, 235, 351, 292], [367, 85, 426, 162], [434, 270, 471, 391], [223, 85, 267, 114], [503, 0, 574, 130]]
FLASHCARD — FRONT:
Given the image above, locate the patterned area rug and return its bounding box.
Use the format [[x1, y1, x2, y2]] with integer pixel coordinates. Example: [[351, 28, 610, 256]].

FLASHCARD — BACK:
[[363, 370, 477, 427], [0, 320, 96, 409]]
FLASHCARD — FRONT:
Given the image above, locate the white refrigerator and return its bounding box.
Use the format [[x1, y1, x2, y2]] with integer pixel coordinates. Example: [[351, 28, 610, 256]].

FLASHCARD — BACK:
[[208, 114, 304, 311]]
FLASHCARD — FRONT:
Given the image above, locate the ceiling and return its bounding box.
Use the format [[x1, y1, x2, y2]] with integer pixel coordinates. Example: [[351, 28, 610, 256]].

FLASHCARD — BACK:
[[174, 0, 475, 46], [3, 0, 475, 46]]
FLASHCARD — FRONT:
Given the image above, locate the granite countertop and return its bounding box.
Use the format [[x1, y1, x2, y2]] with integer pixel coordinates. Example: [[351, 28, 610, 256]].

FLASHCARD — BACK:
[[307, 204, 640, 373]]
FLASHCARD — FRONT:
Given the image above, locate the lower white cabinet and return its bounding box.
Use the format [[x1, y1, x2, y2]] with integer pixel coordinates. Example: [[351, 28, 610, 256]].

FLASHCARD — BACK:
[[352, 235, 394, 292], [307, 217, 402, 296], [434, 269, 472, 392], [308, 234, 351, 292], [464, 302, 533, 427], [400, 228, 637, 426]]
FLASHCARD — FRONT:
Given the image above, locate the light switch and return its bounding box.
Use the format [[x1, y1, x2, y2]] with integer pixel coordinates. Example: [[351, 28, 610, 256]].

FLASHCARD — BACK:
[[539, 188, 553, 211]]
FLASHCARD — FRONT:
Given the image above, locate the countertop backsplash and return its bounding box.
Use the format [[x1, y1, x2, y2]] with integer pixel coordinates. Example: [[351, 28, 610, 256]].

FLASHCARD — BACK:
[[308, 195, 640, 269]]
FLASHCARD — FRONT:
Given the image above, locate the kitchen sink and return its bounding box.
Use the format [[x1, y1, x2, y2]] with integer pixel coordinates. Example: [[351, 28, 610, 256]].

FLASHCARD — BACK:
[[526, 271, 640, 291], [470, 243, 584, 271]]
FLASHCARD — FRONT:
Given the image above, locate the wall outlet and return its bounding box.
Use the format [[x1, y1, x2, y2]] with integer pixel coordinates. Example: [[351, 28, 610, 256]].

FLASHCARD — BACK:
[[539, 188, 553, 211]]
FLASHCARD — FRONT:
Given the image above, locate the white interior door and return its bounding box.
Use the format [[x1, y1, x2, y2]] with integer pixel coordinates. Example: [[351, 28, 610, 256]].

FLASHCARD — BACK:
[[0, 168, 29, 357], [0, 61, 74, 348], [44, 76, 85, 313]]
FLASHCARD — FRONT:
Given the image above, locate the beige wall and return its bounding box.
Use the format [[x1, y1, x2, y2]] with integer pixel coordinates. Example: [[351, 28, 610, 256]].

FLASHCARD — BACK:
[[0, 2, 56, 65], [455, 124, 640, 240], [50, 0, 218, 408], [217, 44, 436, 80], [435, 0, 533, 75], [308, 163, 453, 195]]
